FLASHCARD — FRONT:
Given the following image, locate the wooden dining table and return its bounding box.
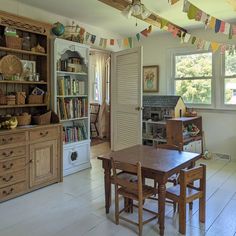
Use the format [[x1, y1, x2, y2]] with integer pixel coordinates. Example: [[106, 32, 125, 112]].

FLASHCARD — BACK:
[[98, 145, 201, 236]]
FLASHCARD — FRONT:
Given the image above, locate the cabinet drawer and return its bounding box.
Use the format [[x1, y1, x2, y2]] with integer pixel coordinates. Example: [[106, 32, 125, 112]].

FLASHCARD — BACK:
[[0, 182, 27, 200], [0, 146, 26, 160], [30, 128, 58, 141], [0, 158, 26, 173], [0, 169, 26, 188], [0, 132, 26, 146]]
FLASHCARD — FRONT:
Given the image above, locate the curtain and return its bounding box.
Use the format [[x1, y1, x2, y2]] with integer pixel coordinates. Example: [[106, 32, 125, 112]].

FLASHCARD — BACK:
[[91, 52, 110, 139]]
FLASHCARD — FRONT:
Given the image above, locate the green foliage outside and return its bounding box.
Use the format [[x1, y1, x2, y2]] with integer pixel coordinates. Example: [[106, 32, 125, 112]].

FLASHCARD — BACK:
[[175, 53, 212, 104]]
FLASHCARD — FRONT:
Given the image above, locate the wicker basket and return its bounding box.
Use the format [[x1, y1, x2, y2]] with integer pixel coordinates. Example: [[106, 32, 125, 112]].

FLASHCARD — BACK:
[[5, 36, 22, 49], [16, 92, 26, 105], [6, 95, 16, 105], [28, 95, 43, 104], [16, 114, 31, 126], [32, 111, 51, 125]]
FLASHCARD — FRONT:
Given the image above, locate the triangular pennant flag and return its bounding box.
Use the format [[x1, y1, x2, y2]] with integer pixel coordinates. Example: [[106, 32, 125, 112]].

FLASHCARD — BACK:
[[79, 27, 85, 36], [170, 0, 180, 5], [110, 39, 115, 46], [208, 17, 216, 29], [232, 25, 236, 35], [191, 36, 197, 44], [136, 33, 141, 41], [85, 32, 90, 43], [183, 0, 190, 13], [160, 19, 169, 29], [117, 39, 122, 48], [184, 33, 191, 43], [172, 28, 179, 37], [168, 24, 175, 33], [141, 28, 148, 37], [123, 38, 129, 47], [224, 23, 231, 35], [196, 39, 205, 49], [211, 42, 220, 53], [215, 19, 221, 33], [200, 12, 208, 24], [220, 45, 226, 54], [90, 35, 96, 44], [195, 9, 202, 21], [220, 21, 226, 33], [180, 31, 186, 43], [229, 25, 233, 39], [187, 4, 198, 20], [204, 41, 211, 50], [147, 25, 152, 33], [128, 37, 133, 48]]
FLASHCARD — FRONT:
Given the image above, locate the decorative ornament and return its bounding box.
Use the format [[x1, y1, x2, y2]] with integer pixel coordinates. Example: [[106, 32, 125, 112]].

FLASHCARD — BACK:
[[51, 22, 65, 36]]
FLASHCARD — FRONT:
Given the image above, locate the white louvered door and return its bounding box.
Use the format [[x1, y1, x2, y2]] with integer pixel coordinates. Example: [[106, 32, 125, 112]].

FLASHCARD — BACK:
[[111, 47, 143, 151]]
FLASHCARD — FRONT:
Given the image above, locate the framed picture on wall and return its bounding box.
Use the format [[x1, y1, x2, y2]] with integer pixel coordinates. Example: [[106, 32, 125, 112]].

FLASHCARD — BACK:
[[143, 65, 159, 92]]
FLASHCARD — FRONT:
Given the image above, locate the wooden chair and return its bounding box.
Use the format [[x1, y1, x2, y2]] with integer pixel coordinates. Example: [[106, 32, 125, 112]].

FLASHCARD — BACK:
[[111, 158, 158, 236], [166, 164, 206, 235], [90, 103, 100, 138]]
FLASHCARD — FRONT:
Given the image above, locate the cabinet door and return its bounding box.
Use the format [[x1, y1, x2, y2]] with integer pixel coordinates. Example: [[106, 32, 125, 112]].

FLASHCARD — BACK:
[[29, 140, 58, 188]]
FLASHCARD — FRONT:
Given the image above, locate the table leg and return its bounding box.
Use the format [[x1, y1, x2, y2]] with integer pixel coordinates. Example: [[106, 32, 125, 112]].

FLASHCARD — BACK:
[[103, 160, 111, 214], [158, 183, 166, 236]]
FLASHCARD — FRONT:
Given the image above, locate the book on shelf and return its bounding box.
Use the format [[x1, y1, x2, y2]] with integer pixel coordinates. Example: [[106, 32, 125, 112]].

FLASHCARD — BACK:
[[57, 75, 85, 96], [63, 120, 88, 143], [57, 97, 87, 120]]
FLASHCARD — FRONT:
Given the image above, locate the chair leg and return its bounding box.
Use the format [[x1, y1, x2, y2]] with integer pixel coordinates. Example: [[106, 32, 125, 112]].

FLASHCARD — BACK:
[[138, 199, 143, 236], [115, 187, 119, 225], [94, 123, 99, 137], [154, 180, 157, 196], [179, 201, 186, 235], [199, 197, 205, 223]]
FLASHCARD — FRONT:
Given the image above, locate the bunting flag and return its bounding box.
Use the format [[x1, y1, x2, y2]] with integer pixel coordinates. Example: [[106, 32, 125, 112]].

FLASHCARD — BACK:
[[168, 0, 180, 5], [90, 35, 96, 44], [182, 0, 236, 39], [85, 32, 90, 43], [128, 37, 133, 48], [110, 39, 115, 46], [136, 33, 141, 41], [123, 38, 129, 47], [117, 39, 122, 48]]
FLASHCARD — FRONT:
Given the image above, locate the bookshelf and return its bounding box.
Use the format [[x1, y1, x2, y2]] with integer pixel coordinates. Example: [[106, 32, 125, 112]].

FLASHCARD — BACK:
[[53, 38, 91, 176]]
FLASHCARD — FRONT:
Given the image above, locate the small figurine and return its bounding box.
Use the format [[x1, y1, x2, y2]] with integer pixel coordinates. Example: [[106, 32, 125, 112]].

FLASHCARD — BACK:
[[31, 43, 45, 53]]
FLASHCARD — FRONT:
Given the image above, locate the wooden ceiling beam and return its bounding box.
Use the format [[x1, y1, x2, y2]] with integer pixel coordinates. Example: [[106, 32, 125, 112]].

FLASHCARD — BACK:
[[98, 0, 187, 32]]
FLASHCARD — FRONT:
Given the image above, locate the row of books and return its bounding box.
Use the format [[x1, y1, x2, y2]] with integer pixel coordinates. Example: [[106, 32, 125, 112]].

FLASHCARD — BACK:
[[63, 121, 88, 143], [57, 97, 87, 120], [57, 76, 85, 96]]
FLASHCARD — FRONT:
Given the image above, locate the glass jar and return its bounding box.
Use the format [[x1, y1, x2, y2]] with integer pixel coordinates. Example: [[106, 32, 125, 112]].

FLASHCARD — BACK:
[[22, 36, 31, 51]]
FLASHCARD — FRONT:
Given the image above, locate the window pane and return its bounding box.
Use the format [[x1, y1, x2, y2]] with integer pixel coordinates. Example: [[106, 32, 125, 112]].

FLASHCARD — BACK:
[[176, 79, 211, 104], [225, 78, 236, 104], [175, 53, 212, 78], [225, 52, 236, 76]]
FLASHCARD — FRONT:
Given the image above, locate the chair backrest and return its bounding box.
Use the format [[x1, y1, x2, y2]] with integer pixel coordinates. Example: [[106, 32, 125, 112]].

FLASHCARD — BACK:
[[111, 157, 142, 194], [158, 143, 183, 151], [179, 164, 206, 197], [90, 103, 100, 123]]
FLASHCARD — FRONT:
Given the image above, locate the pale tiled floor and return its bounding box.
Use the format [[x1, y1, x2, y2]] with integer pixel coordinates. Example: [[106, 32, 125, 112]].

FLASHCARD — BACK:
[[0, 143, 236, 236]]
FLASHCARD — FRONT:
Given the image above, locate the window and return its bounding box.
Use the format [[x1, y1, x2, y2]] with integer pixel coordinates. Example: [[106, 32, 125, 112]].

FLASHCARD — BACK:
[[224, 52, 236, 105], [174, 52, 213, 105]]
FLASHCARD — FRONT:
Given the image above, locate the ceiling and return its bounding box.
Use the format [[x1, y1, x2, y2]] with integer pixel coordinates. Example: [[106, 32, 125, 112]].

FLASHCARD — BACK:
[[17, 0, 236, 36]]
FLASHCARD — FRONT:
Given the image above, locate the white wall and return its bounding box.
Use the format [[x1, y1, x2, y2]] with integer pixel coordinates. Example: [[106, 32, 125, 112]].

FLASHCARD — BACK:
[[138, 28, 236, 159], [0, 0, 122, 51]]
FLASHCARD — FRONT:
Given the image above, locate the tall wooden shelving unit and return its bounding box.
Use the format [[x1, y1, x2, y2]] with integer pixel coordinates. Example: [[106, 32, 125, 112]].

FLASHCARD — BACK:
[[52, 38, 91, 176], [0, 11, 62, 203]]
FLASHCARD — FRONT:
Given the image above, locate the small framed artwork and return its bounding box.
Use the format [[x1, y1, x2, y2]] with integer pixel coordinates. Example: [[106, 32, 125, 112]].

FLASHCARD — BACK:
[[21, 60, 36, 79], [143, 65, 159, 93]]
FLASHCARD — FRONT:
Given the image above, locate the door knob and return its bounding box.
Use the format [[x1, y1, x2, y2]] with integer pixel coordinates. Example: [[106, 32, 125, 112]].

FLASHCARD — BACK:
[[135, 106, 144, 111]]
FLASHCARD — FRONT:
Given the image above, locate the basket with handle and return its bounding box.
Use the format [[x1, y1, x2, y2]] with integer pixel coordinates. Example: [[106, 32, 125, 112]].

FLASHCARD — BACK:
[[5, 36, 22, 49]]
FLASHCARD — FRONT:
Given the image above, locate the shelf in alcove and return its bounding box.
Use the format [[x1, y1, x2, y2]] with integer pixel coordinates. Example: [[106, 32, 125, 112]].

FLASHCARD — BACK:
[[0, 80, 47, 85], [0, 104, 47, 108]]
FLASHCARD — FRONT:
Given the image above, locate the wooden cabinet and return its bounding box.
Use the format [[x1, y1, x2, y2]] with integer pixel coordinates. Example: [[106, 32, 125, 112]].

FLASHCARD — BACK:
[[167, 116, 203, 154], [0, 124, 62, 202], [29, 139, 58, 188]]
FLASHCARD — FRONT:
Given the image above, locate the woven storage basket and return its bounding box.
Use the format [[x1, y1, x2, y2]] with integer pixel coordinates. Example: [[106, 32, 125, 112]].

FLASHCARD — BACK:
[[28, 95, 43, 104], [16, 92, 26, 105], [5, 36, 22, 49], [16, 114, 31, 126], [32, 111, 51, 125], [6, 95, 16, 105]]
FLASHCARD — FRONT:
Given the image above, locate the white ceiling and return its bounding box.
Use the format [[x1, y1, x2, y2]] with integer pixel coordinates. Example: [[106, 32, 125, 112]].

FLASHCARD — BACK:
[[17, 0, 236, 36]]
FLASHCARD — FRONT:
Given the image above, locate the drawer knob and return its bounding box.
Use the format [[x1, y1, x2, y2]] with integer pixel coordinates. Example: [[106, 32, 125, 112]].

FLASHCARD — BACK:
[[2, 188, 14, 196], [2, 163, 13, 170], [2, 151, 13, 157], [2, 175, 13, 182], [2, 137, 13, 144], [39, 131, 49, 137]]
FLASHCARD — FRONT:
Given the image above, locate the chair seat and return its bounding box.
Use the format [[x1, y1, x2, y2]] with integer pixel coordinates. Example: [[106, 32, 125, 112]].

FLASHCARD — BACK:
[[111, 172, 138, 184], [118, 185, 155, 200], [166, 185, 200, 200]]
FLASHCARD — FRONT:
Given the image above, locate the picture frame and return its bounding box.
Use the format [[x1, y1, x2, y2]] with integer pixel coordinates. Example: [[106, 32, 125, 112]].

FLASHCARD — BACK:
[[21, 60, 36, 80], [143, 65, 159, 92]]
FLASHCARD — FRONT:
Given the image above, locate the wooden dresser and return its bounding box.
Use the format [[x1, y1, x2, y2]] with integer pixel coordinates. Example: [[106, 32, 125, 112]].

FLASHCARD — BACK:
[[0, 124, 62, 202]]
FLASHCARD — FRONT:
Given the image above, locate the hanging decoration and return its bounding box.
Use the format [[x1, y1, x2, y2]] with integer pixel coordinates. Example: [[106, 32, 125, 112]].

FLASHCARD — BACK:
[[168, 0, 180, 5], [182, 0, 236, 39]]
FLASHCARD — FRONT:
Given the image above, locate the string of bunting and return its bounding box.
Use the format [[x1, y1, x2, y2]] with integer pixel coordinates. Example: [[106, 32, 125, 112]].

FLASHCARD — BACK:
[[182, 0, 236, 39]]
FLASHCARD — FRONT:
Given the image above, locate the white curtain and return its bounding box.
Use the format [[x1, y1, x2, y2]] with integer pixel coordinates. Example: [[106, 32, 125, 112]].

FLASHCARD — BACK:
[[90, 51, 110, 139]]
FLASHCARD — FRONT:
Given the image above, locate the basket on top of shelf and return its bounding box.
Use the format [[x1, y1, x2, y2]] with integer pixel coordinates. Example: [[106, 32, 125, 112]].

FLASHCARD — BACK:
[[16, 113, 31, 126], [28, 95, 43, 104], [5, 36, 22, 49], [32, 110, 51, 125]]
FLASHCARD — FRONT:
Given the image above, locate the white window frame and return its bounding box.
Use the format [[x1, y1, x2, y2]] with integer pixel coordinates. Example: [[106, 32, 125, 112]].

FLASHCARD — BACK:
[[169, 48, 216, 109]]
